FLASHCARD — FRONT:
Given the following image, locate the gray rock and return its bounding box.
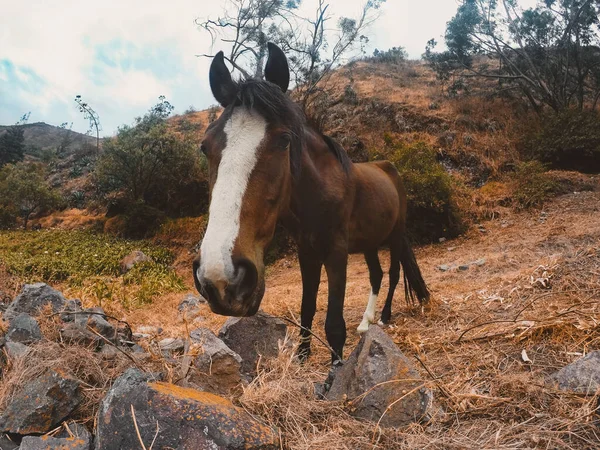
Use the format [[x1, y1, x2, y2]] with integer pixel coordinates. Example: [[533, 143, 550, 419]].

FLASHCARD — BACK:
[[99, 344, 120, 360], [178, 293, 204, 313], [219, 311, 287, 375], [137, 325, 163, 335], [74, 307, 115, 340], [0, 434, 18, 450], [57, 421, 93, 447], [187, 328, 243, 395], [471, 258, 487, 267], [20, 434, 90, 450], [458, 265, 470, 271], [6, 313, 42, 344], [132, 332, 151, 341], [158, 337, 185, 355], [59, 299, 83, 322], [61, 323, 102, 349], [4, 283, 67, 321], [119, 250, 152, 274], [326, 325, 433, 427], [0, 369, 81, 434], [94, 368, 279, 450], [550, 351, 600, 394], [438, 264, 453, 272], [4, 341, 30, 359]]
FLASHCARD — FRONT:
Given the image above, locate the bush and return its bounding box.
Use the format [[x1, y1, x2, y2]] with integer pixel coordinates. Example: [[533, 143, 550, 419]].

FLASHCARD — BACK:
[[526, 109, 600, 173], [370, 47, 408, 64], [390, 141, 465, 242], [0, 162, 61, 229], [512, 161, 559, 209], [0, 229, 184, 307], [94, 97, 208, 218], [104, 202, 166, 240]]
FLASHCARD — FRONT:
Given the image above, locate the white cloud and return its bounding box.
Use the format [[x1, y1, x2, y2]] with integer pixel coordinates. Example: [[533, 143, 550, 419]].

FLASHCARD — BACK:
[[0, 0, 481, 135]]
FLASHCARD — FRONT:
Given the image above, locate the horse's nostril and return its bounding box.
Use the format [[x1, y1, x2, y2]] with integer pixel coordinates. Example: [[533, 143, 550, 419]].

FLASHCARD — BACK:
[[231, 258, 258, 301], [201, 278, 222, 304]]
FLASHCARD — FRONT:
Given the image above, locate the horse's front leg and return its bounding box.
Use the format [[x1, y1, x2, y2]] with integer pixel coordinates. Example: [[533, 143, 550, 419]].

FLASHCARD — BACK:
[[323, 246, 348, 365], [297, 246, 322, 362]]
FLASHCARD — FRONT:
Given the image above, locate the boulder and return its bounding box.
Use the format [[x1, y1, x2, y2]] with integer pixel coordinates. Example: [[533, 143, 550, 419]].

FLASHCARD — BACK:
[[178, 293, 205, 313], [326, 325, 433, 427], [0, 369, 81, 434], [186, 328, 243, 395], [4, 341, 30, 359], [4, 283, 67, 321], [61, 323, 103, 349], [73, 307, 115, 341], [6, 313, 42, 344], [550, 351, 600, 394], [0, 434, 18, 450], [59, 299, 83, 322], [57, 422, 93, 442], [219, 311, 287, 375], [119, 250, 152, 274], [158, 337, 185, 356], [95, 368, 279, 450], [20, 435, 91, 450]]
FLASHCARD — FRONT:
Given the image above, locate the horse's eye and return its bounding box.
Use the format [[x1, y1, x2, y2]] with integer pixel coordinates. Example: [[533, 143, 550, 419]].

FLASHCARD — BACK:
[[276, 136, 290, 151]]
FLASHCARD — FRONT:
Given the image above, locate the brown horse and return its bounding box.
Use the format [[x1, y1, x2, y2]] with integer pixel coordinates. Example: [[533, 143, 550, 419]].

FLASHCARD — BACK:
[[193, 43, 429, 364]]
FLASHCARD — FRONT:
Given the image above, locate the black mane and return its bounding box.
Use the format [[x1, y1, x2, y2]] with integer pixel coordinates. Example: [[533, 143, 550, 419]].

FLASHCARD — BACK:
[[224, 79, 351, 175]]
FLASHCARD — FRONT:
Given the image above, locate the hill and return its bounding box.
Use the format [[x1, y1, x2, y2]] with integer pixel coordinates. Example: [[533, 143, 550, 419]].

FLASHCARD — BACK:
[[0, 122, 97, 156]]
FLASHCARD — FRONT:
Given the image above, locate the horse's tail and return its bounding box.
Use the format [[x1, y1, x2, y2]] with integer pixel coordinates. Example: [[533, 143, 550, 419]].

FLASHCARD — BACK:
[[398, 234, 430, 306]]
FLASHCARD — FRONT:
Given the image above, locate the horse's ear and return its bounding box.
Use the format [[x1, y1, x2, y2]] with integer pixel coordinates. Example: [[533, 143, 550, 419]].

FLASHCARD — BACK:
[[265, 43, 290, 93], [209, 51, 237, 107]]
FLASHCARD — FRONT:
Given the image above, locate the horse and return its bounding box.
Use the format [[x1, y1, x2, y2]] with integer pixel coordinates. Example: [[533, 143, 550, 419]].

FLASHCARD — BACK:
[[193, 43, 430, 364]]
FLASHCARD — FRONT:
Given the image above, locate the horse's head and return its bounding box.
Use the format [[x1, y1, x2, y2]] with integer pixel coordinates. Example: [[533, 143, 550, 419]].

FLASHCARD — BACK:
[[193, 43, 302, 317]]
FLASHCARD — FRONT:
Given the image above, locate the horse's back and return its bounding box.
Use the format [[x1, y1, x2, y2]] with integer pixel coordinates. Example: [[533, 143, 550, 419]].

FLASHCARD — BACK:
[[348, 161, 406, 252]]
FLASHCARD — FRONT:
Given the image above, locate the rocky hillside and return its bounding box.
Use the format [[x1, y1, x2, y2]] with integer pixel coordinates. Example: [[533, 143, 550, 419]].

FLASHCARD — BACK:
[[0, 122, 97, 156]]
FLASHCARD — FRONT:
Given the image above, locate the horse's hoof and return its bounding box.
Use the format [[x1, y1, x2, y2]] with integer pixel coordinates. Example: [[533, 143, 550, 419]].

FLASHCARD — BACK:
[[357, 320, 370, 334], [380, 310, 391, 324], [296, 345, 311, 363]]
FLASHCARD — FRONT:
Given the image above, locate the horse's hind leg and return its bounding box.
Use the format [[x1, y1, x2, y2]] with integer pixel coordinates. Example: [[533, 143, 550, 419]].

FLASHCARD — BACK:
[[357, 250, 383, 333], [381, 244, 400, 324]]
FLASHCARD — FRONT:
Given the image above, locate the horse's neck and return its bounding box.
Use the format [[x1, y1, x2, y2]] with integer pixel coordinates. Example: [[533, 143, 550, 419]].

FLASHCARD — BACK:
[[281, 129, 351, 238]]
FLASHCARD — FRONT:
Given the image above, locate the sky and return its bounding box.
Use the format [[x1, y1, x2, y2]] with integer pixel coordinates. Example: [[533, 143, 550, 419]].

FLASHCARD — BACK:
[[0, 0, 464, 136]]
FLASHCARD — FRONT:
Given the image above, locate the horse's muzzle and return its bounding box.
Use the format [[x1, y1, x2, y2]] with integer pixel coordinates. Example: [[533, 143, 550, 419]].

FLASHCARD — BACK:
[[193, 257, 264, 317]]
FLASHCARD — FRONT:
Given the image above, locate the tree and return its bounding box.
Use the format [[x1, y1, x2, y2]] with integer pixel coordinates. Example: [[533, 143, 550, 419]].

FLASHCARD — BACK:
[[431, 0, 600, 113], [0, 113, 30, 168], [75, 95, 101, 152], [0, 126, 25, 168], [94, 96, 206, 215], [0, 162, 60, 229], [197, 0, 386, 109], [57, 122, 74, 156]]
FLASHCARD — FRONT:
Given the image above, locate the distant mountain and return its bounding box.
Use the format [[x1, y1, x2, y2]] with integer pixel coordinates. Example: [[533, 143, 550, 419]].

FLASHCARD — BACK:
[[0, 122, 98, 155]]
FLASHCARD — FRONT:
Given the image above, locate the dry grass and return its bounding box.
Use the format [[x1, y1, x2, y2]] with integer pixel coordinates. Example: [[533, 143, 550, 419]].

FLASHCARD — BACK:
[[236, 187, 600, 449], [34, 208, 105, 231], [0, 187, 598, 448], [0, 339, 132, 428]]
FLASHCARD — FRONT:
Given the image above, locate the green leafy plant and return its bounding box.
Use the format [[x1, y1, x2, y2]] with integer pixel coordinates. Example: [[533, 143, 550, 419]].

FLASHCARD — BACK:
[[390, 141, 465, 242]]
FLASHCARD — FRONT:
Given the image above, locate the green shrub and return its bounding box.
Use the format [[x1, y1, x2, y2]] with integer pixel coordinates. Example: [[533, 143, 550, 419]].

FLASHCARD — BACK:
[[526, 109, 600, 173], [390, 141, 465, 242], [121, 203, 166, 239], [512, 161, 559, 209]]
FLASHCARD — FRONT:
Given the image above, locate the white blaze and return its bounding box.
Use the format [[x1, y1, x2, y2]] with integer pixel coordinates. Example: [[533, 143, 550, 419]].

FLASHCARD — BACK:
[[199, 108, 267, 296]]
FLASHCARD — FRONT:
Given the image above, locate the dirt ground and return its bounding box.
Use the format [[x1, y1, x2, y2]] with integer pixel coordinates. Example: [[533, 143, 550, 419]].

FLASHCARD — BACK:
[[113, 181, 600, 448]]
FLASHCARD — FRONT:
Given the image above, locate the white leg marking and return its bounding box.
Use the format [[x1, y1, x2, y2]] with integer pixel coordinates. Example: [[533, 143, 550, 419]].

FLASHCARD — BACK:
[[357, 290, 378, 333], [199, 108, 267, 294]]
